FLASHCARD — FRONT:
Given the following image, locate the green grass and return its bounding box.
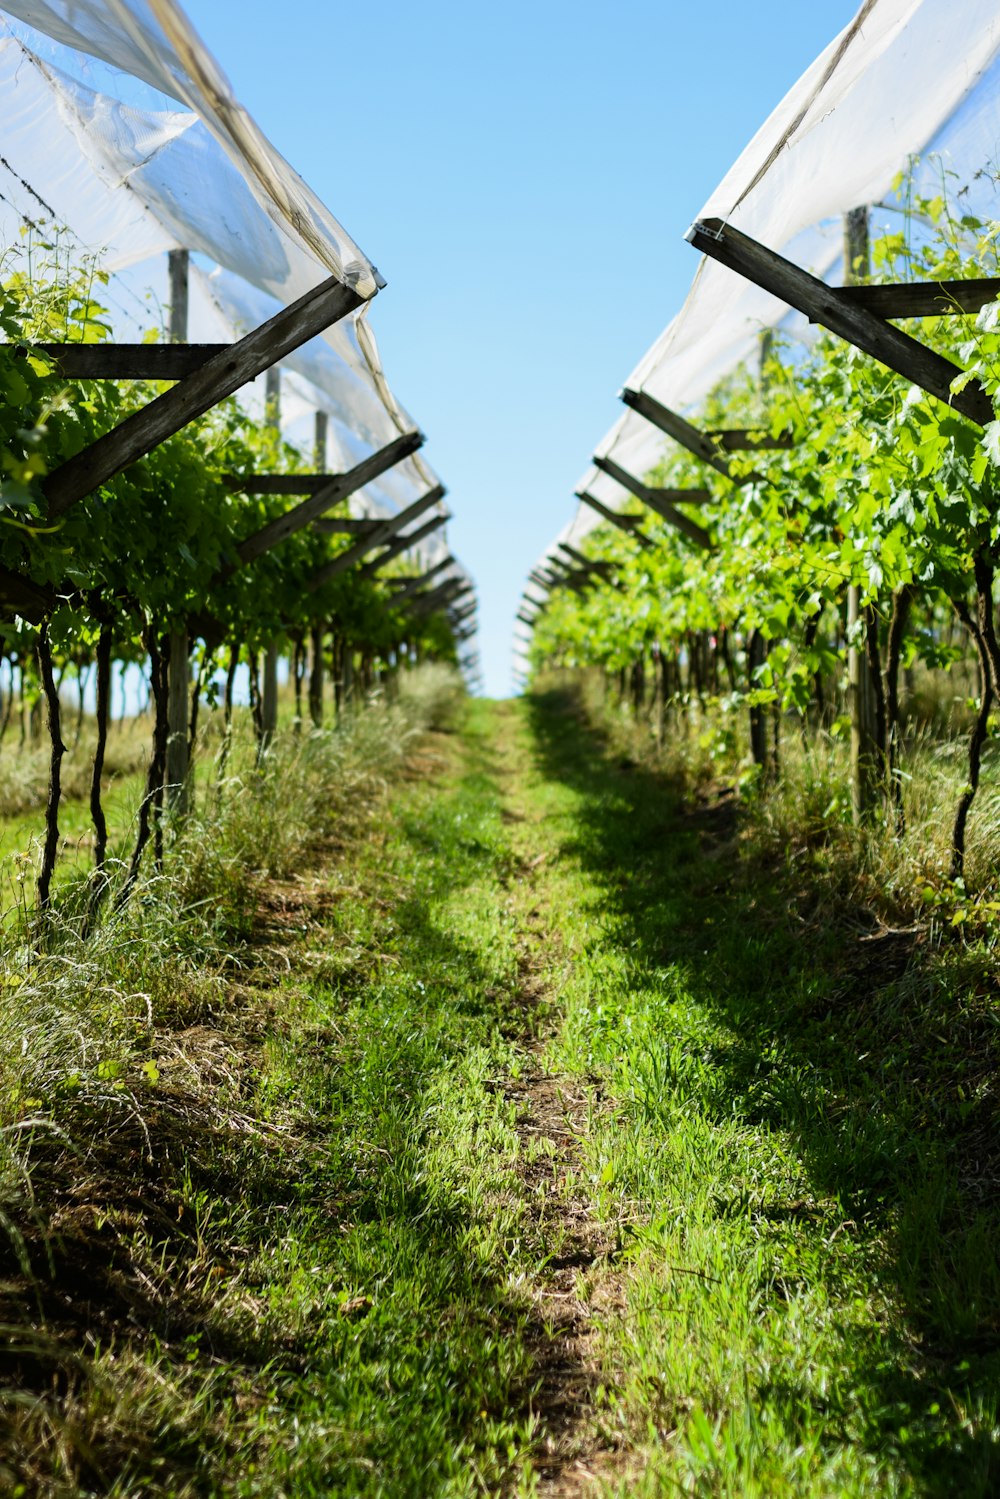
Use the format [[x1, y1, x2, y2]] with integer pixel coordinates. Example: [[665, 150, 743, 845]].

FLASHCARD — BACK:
[[4, 678, 1000, 1495], [0, 690, 547, 1497], [512, 684, 1000, 1496]]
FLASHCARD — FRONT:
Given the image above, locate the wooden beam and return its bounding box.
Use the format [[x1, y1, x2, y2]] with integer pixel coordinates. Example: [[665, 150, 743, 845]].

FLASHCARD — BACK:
[[409, 577, 467, 619], [575, 489, 652, 549], [169, 249, 189, 348], [594, 454, 713, 550], [21, 343, 228, 380], [685, 218, 994, 428], [619, 391, 736, 481], [41, 272, 367, 518], [358, 510, 448, 578], [593, 456, 712, 508], [706, 428, 794, 451], [226, 473, 350, 495], [234, 430, 423, 568], [0, 564, 54, 622], [558, 541, 609, 572], [305, 486, 445, 591], [840, 279, 1000, 318], [388, 555, 455, 604], [312, 516, 382, 535]]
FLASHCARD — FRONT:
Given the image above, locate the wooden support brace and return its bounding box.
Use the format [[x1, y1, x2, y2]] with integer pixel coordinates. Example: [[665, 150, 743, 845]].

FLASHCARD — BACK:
[[0, 564, 54, 622], [234, 429, 423, 568], [312, 517, 382, 535], [557, 541, 611, 573], [20, 343, 229, 379], [306, 486, 445, 590], [575, 489, 652, 548], [358, 510, 449, 579], [684, 218, 995, 427], [226, 474, 361, 496], [620, 389, 736, 480], [556, 543, 620, 587], [839, 279, 1000, 318], [41, 272, 367, 517], [409, 578, 467, 619], [707, 428, 794, 451], [594, 454, 713, 550], [387, 555, 455, 604]]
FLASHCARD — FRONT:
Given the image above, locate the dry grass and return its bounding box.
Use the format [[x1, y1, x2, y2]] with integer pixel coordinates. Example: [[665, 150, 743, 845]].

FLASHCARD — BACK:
[[0, 666, 467, 1496]]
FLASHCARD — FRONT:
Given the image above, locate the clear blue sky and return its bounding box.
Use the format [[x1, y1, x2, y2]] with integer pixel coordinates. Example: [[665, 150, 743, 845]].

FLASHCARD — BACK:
[[187, 0, 861, 697]]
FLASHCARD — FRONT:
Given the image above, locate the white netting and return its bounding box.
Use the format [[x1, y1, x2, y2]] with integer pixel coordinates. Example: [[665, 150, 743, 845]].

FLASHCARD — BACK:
[[0, 0, 377, 294], [0, 9, 448, 541], [555, 0, 1000, 562]]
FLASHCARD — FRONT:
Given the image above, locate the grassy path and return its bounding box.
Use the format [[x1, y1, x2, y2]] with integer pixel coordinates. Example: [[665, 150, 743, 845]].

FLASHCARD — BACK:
[[8, 687, 1000, 1495], [361, 688, 999, 1496]]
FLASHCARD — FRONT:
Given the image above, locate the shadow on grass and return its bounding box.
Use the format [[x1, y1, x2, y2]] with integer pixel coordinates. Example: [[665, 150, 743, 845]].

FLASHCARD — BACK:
[[526, 684, 1000, 1496]]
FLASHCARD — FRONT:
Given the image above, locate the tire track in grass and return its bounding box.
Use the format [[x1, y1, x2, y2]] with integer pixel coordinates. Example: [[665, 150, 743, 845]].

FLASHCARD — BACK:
[[490, 702, 632, 1497]]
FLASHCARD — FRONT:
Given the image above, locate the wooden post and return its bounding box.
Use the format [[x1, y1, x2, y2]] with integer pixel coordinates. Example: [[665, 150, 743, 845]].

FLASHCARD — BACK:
[[843, 207, 880, 824], [261, 367, 281, 748], [309, 412, 327, 727], [313, 409, 328, 473], [166, 250, 190, 812]]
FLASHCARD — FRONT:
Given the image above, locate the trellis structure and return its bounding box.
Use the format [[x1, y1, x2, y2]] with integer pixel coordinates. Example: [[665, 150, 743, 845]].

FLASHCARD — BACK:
[[520, 0, 1000, 826]]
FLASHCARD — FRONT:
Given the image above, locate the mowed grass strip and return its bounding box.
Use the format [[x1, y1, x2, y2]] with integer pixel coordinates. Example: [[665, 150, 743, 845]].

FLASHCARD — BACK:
[[497, 687, 1000, 1498]]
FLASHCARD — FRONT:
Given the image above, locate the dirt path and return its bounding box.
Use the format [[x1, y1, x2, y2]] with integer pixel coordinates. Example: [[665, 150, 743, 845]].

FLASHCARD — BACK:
[[491, 706, 632, 1496]]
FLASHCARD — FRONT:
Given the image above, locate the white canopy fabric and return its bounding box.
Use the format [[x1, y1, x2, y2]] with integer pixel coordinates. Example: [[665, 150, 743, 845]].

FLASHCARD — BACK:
[[0, 0, 376, 295], [560, 0, 1000, 561], [0, 8, 447, 534]]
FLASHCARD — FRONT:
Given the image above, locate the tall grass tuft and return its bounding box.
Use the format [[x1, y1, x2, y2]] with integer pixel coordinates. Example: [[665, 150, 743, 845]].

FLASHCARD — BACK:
[[0, 664, 464, 1484]]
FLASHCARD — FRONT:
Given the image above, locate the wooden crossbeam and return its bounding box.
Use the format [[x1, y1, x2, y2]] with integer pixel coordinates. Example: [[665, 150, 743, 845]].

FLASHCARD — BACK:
[[306, 486, 445, 590], [685, 218, 995, 427], [556, 543, 621, 587], [358, 510, 448, 578], [226, 473, 349, 495], [0, 564, 54, 623], [409, 577, 467, 618], [706, 428, 794, 451], [312, 517, 381, 535], [235, 430, 422, 568], [387, 555, 455, 604], [619, 391, 737, 481], [840, 280, 1000, 318], [557, 541, 610, 573], [575, 489, 652, 549], [594, 454, 713, 508], [20, 343, 228, 379], [41, 272, 367, 518], [594, 454, 713, 550]]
